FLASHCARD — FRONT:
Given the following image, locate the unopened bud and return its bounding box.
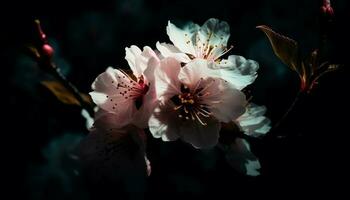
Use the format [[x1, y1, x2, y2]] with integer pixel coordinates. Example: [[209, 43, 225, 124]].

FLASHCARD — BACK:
[[42, 44, 54, 58], [321, 0, 334, 18]]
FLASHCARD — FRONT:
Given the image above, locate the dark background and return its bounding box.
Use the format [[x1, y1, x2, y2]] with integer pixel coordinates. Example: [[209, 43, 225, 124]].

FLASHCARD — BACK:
[[4, 0, 349, 199]]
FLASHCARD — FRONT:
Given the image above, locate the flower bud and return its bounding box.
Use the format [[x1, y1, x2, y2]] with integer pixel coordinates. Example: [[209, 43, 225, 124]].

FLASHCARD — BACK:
[[42, 44, 54, 58], [321, 0, 334, 19]]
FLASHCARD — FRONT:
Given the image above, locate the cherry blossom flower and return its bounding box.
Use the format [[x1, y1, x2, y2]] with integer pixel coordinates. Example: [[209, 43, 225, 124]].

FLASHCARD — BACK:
[[89, 46, 159, 129], [148, 58, 247, 148], [157, 18, 259, 90], [157, 18, 231, 63]]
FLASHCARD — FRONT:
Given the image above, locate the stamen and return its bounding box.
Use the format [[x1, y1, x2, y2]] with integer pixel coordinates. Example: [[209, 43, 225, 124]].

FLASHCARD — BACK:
[[173, 105, 183, 111], [184, 106, 189, 114], [189, 111, 196, 120], [195, 106, 211, 115], [119, 69, 137, 82], [213, 45, 234, 61], [195, 79, 216, 94], [193, 111, 207, 126]]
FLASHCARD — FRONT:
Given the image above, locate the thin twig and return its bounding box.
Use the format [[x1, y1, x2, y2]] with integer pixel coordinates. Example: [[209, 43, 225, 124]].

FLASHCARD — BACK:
[[50, 63, 95, 117], [272, 89, 303, 130], [32, 20, 95, 117]]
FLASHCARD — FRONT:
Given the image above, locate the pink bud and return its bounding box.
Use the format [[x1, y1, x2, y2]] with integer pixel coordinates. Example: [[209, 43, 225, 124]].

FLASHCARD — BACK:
[[321, 0, 334, 18], [42, 44, 54, 58], [41, 33, 47, 41]]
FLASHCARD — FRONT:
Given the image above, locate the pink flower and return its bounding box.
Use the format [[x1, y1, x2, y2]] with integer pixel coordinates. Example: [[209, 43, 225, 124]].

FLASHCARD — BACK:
[[149, 58, 247, 148], [89, 46, 159, 129]]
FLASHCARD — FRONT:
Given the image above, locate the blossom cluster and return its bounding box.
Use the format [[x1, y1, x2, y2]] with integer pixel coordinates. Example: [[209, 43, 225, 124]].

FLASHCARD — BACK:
[[89, 18, 270, 150]]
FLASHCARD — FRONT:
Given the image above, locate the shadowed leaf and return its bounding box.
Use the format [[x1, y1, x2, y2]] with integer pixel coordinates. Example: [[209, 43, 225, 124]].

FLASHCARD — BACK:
[[258, 25, 339, 93], [27, 46, 41, 59], [41, 81, 92, 106], [257, 25, 299, 72]]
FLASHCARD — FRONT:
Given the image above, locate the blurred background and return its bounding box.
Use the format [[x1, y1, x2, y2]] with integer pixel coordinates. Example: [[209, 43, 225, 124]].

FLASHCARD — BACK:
[[4, 0, 349, 199]]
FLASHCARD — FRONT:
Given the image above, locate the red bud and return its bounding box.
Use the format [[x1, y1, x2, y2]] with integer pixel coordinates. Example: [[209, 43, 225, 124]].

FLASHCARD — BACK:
[[42, 44, 54, 58], [321, 0, 334, 18]]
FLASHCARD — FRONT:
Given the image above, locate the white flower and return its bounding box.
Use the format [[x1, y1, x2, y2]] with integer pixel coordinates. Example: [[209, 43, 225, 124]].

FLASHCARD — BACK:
[[157, 18, 259, 90], [148, 58, 247, 148], [89, 45, 159, 128], [236, 103, 271, 137], [158, 18, 231, 63]]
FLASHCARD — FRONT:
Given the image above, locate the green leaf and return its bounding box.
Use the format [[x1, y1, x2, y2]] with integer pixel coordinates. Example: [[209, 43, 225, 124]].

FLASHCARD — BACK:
[[41, 81, 92, 106], [257, 25, 299, 72]]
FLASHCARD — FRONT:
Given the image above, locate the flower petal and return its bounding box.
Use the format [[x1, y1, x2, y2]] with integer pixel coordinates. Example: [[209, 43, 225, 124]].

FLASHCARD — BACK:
[[141, 46, 159, 61], [156, 42, 191, 63], [201, 78, 247, 122], [179, 59, 221, 89], [236, 104, 271, 137], [132, 88, 158, 129], [153, 57, 182, 101], [90, 67, 138, 113], [199, 18, 230, 49], [214, 55, 259, 90], [91, 67, 119, 94], [148, 102, 181, 141], [179, 118, 221, 149], [125, 45, 159, 78], [81, 109, 94, 130], [125, 45, 143, 78], [143, 56, 159, 85], [166, 21, 199, 56], [93, 105, 136, 130]]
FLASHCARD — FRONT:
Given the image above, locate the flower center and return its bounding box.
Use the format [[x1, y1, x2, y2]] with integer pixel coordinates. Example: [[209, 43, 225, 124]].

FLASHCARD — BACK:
[[113, 71, 149, 109], [170, 83, 211, 126], [185, 32, 233, 62], [137, 75, 149, 95], [135, 75, 149, 109]]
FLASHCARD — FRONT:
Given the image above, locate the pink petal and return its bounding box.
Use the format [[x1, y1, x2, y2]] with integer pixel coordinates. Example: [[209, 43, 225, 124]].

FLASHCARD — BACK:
[[179, 59, 221, 90], [156, 42, 191, 63], [125, 45, 143, 78], [90, 68, 140, 114], [202, 79, 247, 122], [179, 118, 221, 149], [148, 102, 181, 141], [154, 57, 182, 101], [93, 106, 135, 130]]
